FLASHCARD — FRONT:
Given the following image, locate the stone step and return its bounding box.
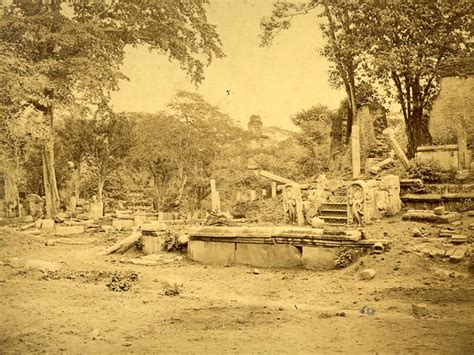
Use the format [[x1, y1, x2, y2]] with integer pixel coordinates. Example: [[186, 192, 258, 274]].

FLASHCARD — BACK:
[[319, 209, 348, 214]]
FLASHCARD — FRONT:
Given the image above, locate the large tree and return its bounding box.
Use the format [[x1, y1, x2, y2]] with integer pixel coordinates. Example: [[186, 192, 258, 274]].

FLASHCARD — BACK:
[[261, 0, 472, 158], [358, 1, 472, 157], [0, 0, 224, 216], [261, 0, 363, 138]]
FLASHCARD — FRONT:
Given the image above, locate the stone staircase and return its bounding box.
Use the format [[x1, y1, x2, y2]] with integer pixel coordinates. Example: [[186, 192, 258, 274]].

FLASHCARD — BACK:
[[318, 186, 348, 226]]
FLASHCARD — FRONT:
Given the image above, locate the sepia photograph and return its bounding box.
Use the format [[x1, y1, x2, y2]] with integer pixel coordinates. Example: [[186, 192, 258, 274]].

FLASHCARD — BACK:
[[0, 0, 473, 353]]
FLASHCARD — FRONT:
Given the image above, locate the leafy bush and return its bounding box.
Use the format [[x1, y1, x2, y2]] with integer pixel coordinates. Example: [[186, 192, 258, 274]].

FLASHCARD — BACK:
[[406, 158, 443, 183]]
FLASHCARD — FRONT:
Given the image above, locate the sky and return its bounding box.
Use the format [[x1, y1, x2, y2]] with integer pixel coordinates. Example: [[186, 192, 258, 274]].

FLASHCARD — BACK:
[[109, 0, 346, 131]]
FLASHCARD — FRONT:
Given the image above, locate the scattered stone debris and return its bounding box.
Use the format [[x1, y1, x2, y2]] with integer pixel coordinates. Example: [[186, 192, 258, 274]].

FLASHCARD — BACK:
[[253, 268, 260, 275], [359, 269, 376, 280], [106, 271, 139, 292], [412, 303, 429, 318]]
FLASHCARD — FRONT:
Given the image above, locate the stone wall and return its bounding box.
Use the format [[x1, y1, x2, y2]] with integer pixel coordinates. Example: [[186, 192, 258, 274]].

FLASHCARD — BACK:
[[430, 76, 474, 146]]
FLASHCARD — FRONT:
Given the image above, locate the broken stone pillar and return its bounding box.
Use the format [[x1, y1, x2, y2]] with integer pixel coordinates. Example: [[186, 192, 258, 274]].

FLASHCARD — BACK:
[[457, 125, 469, 170], [383, 128, 410, 169], [351, 123, 361, 178], [250, 190, 256, 202], [271, 182, 277, 198], [262, 189, 267, 199], [210, 179, 220, 212], [69, 196, 76, 213]]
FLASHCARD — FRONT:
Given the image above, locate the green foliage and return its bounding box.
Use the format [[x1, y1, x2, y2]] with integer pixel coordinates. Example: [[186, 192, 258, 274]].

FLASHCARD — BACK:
[[261, 0, 473, 158], [0, 0, 224, 213], [291, 105, 333, 177], [406, 158, 443, 183], [129, 91, 247, 212]]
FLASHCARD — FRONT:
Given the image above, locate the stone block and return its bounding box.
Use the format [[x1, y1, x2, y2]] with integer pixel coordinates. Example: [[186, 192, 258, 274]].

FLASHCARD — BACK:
[[450, 234, 467, 244], [433, 206, 445, 215], [301, 247, 336, 270], [450, 246, 468, 262], [188, 240, 235, 264], [89, 202, 103, 219], [40, 219, 55, 233], [359, 268, 376, 280], [55, 225, 85, 236], [134, 214, 146, 226], [112, 218, 134, 230], [234, 243, 301, 268], [25, 260, 59, 272], [142, 235, 166, 255]]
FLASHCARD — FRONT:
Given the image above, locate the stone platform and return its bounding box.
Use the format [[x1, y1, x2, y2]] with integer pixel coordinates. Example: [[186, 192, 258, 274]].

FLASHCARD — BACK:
[[188, 226, 388, 269]]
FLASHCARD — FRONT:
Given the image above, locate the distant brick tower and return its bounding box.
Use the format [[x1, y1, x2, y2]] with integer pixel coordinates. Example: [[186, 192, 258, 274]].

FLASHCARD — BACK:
[[247, 115, 263, 136]]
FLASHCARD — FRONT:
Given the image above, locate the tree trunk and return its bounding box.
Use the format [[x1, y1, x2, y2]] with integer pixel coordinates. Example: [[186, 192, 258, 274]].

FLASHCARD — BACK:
[[74, 165, 81, 200], [405, 107, 432, 159], [42, 106, 60, 217], [97, 176, 105, 203]]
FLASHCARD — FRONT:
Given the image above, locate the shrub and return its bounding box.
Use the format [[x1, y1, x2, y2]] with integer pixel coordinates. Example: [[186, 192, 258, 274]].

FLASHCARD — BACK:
[[406, 158, 443, 183]]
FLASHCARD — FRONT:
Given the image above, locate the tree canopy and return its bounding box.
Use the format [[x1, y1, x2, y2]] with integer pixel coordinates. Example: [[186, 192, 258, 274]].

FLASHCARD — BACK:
[[0, 0, 224, 216], [261, 0, 472, 157]]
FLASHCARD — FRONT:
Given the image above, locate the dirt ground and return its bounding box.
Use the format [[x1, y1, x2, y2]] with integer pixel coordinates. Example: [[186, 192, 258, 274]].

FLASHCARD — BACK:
[[1, 216, 473, 354]]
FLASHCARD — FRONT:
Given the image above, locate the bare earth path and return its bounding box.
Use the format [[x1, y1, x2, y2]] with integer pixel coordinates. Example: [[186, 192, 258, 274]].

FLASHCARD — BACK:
[[0, 219, 473, 354]]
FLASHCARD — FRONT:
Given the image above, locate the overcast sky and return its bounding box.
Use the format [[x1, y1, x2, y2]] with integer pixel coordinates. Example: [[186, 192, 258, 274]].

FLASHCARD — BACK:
[[110, 0, 346, 130]]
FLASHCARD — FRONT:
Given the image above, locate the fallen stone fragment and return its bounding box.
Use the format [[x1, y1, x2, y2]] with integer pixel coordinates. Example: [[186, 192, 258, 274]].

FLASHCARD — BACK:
[[412, 228, 424, 238], [433, 206, 446, 215], [421, 247, 445, 258], [373, 242, 385, 254], [412, 303, 429, 318], [310, 217, 326, 228], [253, 268, 260, 275], [23, 215, 34, 223], [467, 210, 474, 217], [438, 229, 455, 238], [469, 223, 474, 230], [25, 260, 60, 272], [9, 257, 26, 268], [126, 258, 158, 266], [40, 219, 55, 233], [451, 221, 462, 227], [101, 225, 115, 232], [450, 246, 468, 262], [359, 268, 376, 280], [403, 210, 461, 223], [45, 239, 56, 246], [90, 329, 100, 340], [450, 234, 467, 244], [55, 225, 85, 236]]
